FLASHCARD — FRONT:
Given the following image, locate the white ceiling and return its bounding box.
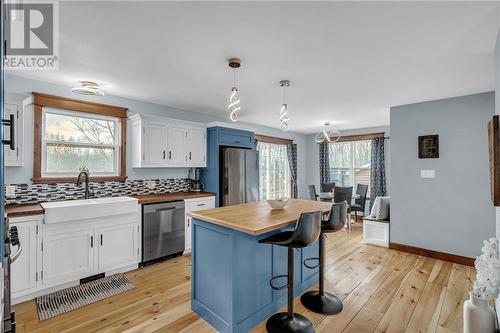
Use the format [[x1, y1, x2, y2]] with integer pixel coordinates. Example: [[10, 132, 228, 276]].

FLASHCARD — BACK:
[[10, 1, 500, 134]]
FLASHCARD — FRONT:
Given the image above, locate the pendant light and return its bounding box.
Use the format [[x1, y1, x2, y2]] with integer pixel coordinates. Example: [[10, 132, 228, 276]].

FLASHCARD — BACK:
[[315, 122, 341, 143], [279, 80, 290, 131], [228, 58, 241, 122]]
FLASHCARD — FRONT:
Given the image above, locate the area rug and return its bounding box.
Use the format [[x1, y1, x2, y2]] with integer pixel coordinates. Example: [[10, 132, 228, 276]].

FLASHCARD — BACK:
[[36, 273, 134, 321]]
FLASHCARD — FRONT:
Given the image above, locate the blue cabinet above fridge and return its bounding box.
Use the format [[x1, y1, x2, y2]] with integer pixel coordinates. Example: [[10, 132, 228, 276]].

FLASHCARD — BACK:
[[200, 126, 256, 207]]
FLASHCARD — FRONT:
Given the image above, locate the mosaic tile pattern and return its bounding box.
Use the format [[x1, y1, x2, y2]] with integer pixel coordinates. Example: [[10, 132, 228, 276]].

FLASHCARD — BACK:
[[5, 178, 190, 204]]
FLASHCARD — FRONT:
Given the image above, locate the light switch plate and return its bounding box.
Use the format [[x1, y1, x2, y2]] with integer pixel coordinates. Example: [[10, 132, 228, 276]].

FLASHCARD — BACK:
[[5, 186, 15, 198], [421, 170, 435, 179], [147, 180, 156, 190]]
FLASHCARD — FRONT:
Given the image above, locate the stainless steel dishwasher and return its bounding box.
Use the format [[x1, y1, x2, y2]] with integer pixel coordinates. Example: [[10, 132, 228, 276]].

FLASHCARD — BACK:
[[142, 201, 185, 265]]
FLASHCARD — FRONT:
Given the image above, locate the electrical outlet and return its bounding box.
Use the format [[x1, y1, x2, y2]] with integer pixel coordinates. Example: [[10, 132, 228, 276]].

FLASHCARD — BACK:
[[420, 170, 435, 179], [5, 186, 16, 198], [147, 180, 156, 190]]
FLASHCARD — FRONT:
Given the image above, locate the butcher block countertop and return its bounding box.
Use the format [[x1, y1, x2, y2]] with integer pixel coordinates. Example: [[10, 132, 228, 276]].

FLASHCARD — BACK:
[[188, 198, 333, 235], [5, 192, 215, 218], [132, 192, 215, 204], [5, 203, 44, 218]]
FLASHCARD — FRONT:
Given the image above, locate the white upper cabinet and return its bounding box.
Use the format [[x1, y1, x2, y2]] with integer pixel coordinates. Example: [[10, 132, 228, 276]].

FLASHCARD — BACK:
[[4, 93, 27, 167], [143, 124, 167, 167], [131, 115, 206, 168], [188, 128, 206, 167], [167, 126, 188, 166]]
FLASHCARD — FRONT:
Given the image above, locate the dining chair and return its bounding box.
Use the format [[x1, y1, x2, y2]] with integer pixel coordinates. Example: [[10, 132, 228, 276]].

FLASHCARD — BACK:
[[350, 184, 369, 221], [333, 186, 353, 204], [307, 185, 319, 201], [333, 186, 353, 229], [320, 182, 336, 193]]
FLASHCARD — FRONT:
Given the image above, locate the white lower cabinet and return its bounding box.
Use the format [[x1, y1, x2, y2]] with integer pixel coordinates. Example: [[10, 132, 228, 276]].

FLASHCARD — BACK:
[[98, 223, 138, 271], [10, 217, 39, 295], [42, 229, 95, 286], [10, 209, 141, 304], [184, 196, 215, 253]]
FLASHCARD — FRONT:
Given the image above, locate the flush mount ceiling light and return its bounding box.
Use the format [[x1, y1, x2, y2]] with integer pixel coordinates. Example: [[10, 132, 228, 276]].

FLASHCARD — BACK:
[[315, 122, 341, 143], [71, 81, 105, 96], [279, 80, 290, 131], [227, 58, 241, 122]]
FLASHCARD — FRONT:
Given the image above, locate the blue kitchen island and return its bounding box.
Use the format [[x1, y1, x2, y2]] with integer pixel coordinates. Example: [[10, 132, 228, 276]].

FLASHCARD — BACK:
[[188, 199, 333, 333]]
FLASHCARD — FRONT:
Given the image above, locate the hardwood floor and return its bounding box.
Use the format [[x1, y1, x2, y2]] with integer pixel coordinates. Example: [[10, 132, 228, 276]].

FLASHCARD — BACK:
[[14, 223, 474, 333]]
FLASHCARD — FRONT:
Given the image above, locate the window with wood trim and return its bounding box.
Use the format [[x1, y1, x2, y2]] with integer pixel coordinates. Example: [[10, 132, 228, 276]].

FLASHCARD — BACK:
[[33, 93, 127, 183], [42, 108, 121, 177]]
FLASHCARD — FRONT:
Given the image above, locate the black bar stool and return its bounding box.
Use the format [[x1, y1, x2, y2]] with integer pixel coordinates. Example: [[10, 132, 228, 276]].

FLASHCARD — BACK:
[[258, 211, 322, 333], [301, 201, 346, 315]]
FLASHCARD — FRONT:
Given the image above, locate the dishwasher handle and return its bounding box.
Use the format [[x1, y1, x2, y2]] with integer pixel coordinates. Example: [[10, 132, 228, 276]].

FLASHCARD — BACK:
[[154, 207, 175, 212]]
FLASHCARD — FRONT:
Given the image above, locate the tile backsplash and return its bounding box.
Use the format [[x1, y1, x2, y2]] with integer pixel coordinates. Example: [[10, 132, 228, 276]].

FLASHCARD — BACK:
[[5, 178, 190, 204]]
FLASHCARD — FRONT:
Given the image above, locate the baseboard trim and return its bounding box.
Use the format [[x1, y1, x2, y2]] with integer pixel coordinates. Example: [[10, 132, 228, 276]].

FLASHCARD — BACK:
[[389, 242, 475, 267]]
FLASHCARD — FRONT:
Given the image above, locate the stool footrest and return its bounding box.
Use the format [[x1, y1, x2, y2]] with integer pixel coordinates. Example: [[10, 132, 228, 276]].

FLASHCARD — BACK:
[[269, 274, 289, 290], [303, 257, 320, 269]]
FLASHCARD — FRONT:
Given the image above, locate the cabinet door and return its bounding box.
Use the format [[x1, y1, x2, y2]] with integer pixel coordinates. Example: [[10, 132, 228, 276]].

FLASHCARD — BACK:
[[42, 229, 94, 285], [185, 216, 192, 252], [11, 220, 37, 294], [219, 128, 255, 148], [188, 128, 206, 167], [184, 197, 215, 253], [167, 126, 188, 166], [4, 103, 20, 166], [143, 124, 167, 167], [97, 223, 138, 271]]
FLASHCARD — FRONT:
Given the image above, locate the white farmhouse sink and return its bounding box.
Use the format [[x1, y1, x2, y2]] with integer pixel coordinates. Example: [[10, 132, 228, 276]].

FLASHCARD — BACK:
[[41, 196, 138, 224]]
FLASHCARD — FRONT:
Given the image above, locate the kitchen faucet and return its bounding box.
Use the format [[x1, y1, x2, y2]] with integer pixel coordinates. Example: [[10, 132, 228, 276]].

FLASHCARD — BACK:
[[76, 171, 91, 199]]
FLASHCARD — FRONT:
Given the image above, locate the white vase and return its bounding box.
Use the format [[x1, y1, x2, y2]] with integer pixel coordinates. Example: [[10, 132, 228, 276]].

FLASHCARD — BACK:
[[463, 292, 496, 333]]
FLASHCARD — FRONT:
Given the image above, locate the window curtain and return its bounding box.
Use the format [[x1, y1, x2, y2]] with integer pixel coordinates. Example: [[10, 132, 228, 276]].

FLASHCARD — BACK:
[[286, 143, 298, 198], [319, 142, 330, 184], [370, 137, 387, 208]]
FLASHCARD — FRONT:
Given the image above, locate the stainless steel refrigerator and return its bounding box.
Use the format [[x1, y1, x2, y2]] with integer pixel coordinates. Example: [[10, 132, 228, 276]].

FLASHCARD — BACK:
[[221, 147, 259, 206]]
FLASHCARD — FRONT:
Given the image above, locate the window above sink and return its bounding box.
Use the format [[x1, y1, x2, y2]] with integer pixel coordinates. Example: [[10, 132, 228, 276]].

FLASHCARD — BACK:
[[31, 93, 128, 184], [42, 107, 121, 178]]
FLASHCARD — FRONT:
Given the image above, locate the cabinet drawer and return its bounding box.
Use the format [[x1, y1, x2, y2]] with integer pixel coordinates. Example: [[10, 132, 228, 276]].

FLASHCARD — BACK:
[[185, 197, 215, 212], [219, 130, 254, 147]]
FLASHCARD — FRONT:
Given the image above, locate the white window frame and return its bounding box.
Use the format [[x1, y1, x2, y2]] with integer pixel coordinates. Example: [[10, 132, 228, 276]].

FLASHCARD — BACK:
[[257, 141, 291, 200], [41, 107, 121, 178], [329, 140, 371, 195]]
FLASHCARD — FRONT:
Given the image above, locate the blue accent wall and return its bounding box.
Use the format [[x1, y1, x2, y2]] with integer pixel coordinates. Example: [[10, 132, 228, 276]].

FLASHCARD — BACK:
[[390, 92, 495, 257]]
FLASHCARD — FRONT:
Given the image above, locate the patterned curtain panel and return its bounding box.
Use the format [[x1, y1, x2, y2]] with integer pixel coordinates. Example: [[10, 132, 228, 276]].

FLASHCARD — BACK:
[[286, 143, 298, 198], [319, 142, 330, 184], [370, 137, 387, 208]]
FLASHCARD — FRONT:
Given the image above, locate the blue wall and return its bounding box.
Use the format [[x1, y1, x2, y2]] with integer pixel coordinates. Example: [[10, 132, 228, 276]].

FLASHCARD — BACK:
[[390, 92, 495, 258], [5, 74, 311, 198]]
